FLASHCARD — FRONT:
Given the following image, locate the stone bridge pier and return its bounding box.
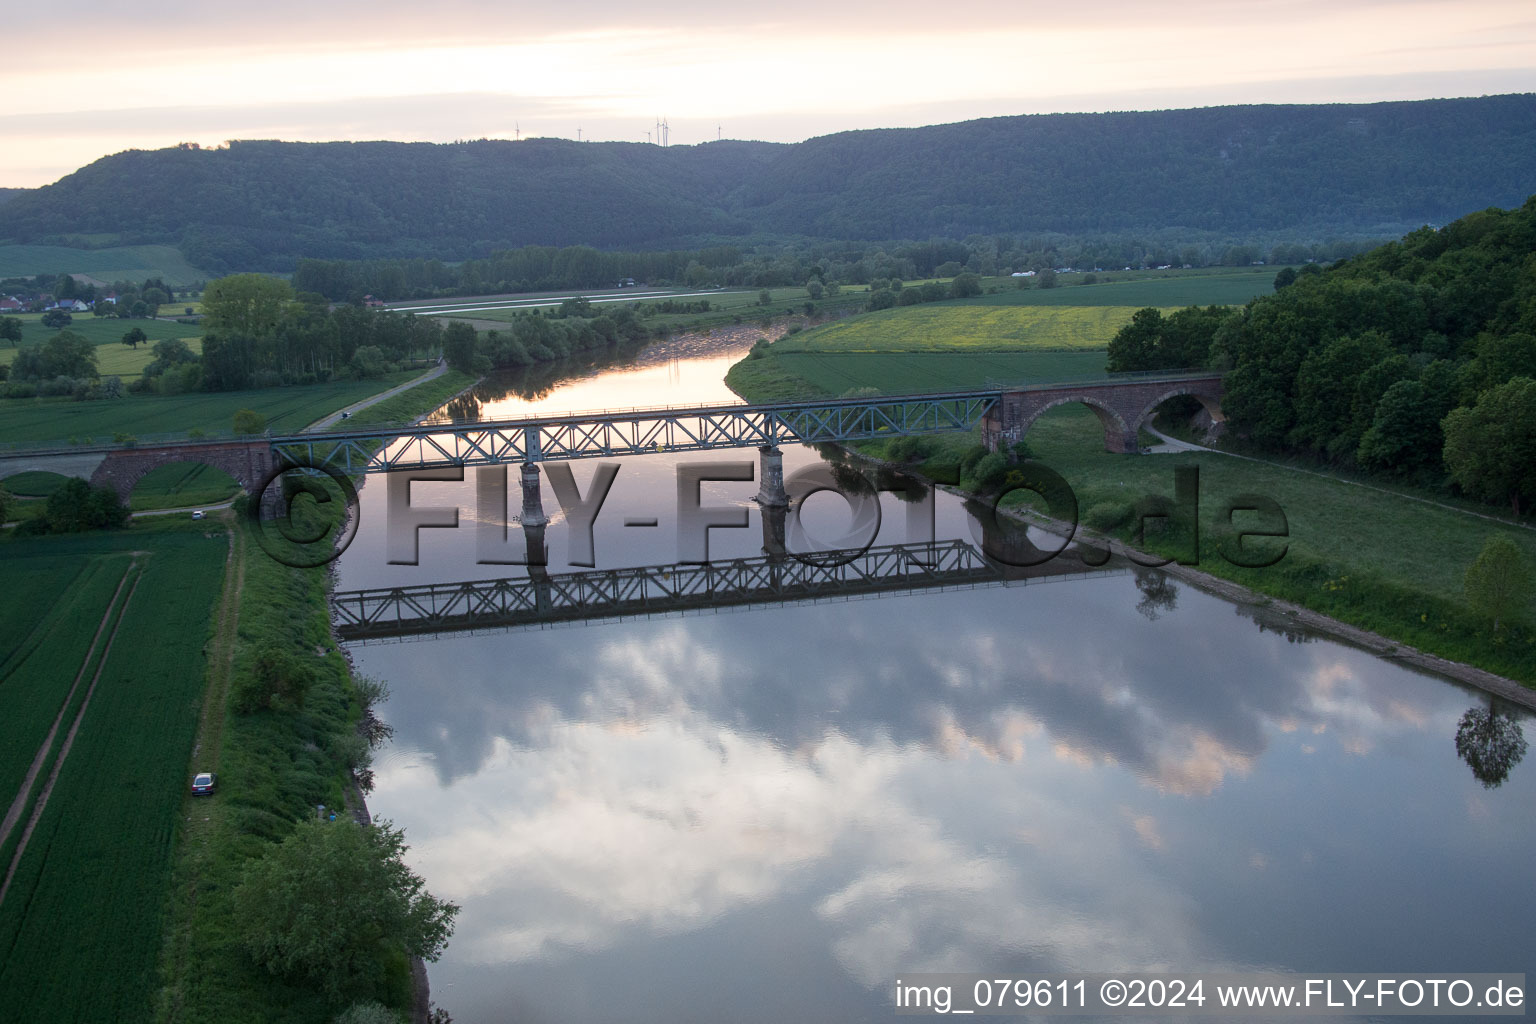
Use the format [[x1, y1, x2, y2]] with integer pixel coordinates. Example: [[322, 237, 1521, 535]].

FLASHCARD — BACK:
[[89, 440, 276, 507], [982, 377, 1224, 455]]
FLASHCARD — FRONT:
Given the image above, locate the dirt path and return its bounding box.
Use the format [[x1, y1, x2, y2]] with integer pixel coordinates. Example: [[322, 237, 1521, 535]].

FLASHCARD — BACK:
[[0, 566, 144, 908], [302, 361, 448, 432], [1145, 424, 1536, 532], [156, 515, 246, 1023], [0, 561, 136, 851]]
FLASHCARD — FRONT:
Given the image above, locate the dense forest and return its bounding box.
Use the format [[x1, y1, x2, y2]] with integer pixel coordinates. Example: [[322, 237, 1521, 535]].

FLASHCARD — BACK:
[[1116, 195, 1536, 514], [3, 96, 1534, 272]]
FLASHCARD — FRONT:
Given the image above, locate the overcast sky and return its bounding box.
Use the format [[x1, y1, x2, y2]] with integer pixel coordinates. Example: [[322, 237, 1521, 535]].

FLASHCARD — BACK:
[[3, 0, 1535, 188]]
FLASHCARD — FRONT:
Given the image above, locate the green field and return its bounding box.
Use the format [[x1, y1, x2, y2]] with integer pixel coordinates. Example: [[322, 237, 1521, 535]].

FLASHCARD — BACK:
[[129, 462, 240, 511], [0, 526, 228, 1023], [730, 350, 1110, 399], [0, 371, 422, 444], [774, 305, 1157, 354], [1, 470, 68, 496], [0, 314, 205, 375], [0, 244, 210, 287]]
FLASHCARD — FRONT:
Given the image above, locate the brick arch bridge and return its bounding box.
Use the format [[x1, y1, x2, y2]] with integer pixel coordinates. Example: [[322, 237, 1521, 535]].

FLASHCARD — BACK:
[[86, 440, 274, 506], [981, 375, 1224, 454]]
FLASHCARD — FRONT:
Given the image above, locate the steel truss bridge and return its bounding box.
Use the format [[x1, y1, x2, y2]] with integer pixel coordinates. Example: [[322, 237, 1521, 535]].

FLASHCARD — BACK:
[[271, 391, 1004, 473], [329, 539, 1121, 641]]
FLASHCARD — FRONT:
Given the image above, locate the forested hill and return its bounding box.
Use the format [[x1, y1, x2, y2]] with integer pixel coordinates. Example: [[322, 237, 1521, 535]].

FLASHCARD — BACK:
[[5, 94, 1536, 271]]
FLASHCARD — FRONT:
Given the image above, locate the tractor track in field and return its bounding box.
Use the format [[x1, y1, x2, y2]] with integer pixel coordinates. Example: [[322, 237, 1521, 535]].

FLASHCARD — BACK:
[[0, 560, 136, 855], [0, 564, 143, 909]]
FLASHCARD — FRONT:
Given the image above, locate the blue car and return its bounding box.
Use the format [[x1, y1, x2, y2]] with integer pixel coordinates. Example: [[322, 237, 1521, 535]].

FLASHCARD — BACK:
[[191, 772, 217, 795]]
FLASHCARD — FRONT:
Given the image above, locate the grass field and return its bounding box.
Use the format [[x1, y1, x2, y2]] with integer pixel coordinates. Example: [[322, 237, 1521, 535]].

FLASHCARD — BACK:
[[773, 305, 1158, 353], [1, 470, 68, 496], [0, 371, 422, 444], [730, 350, 1111, 399], [0, 525, 228, 1023], [129, 462, 240, 511], [0, 315, 205, 372], [0, 244, 210, 287]]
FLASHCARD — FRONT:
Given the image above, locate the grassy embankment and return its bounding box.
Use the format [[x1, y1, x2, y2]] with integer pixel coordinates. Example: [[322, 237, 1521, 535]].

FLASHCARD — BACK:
[[0, 522, 228, 1023], [726, 278, 1536, 686], [152, 366, 473, 1022], [152, 514, 410, 1024]]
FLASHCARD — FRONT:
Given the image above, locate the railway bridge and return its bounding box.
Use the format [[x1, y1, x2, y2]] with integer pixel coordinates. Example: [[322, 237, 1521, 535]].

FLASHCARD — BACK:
[[0, 372, 1223, 509]]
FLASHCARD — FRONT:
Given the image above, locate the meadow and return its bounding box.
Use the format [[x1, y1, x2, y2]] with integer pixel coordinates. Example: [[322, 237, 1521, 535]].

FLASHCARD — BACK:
[[729, 350, 1111, 399], [0, 243, 210, 286], [0, 526, 229, 1023], [771, 305, 1156, 353], [1, 315, 205, 374]]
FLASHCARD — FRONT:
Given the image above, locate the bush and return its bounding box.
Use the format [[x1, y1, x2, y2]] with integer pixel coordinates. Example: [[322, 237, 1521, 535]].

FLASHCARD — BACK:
[[1084, 500, 1133, 532], [39, 375, 75, 397], [335, 1003, 403, 1024], [233, 408, 266, 435], [43, 478, 130, 533], [949, 273, 983, 298], [970, 452, 1010, 491]]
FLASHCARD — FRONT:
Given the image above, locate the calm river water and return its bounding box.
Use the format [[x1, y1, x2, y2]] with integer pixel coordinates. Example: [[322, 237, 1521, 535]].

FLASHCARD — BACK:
[[334, 333, 1534, 1023]]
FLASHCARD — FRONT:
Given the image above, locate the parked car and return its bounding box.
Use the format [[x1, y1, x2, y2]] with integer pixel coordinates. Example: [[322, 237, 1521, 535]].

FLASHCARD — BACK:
[[191, 772, 217, 795], [191, 510, 205, 520]]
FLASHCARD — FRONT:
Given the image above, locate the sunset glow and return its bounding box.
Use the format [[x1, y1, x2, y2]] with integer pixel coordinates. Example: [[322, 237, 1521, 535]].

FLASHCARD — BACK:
[[3, 0, 1535, 186]]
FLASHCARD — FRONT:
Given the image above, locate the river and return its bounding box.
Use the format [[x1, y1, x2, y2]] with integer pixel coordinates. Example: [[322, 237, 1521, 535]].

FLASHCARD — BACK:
[[334, 330, 1535, 1023]]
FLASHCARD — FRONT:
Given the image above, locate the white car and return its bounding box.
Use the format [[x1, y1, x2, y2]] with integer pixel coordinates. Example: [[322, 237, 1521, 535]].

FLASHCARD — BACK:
[[191, 510, 205, 520]]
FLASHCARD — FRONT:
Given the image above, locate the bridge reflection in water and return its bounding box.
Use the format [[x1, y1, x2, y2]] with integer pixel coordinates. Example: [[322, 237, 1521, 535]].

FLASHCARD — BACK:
[[331, 531, 1126, 642]]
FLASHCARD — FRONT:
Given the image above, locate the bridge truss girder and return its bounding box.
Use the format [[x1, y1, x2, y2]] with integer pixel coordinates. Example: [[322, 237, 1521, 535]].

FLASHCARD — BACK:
[[330, 540, 1003, 640], [269, 392, 1002, 474]]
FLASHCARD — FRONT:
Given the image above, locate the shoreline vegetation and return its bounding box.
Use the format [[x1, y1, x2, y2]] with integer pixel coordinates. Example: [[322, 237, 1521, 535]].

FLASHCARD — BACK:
[[151, 361, 474, 1023]]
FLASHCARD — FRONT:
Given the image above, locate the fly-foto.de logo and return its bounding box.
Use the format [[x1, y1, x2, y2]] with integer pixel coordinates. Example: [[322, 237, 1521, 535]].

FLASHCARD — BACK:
[[315, 459, 1285, 573]]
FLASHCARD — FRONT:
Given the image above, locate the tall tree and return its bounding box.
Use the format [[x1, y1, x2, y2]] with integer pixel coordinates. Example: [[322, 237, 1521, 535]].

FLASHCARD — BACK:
[[233, 818, 458, 1001], [203, 274, 294, 336], [1443, 377, 1536, 514], [1463, 533, 1534, 632]]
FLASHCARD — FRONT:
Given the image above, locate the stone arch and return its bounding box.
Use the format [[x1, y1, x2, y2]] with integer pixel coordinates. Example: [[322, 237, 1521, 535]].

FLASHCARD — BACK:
[[1019, 394, 1140, 454], [1131, 385, 1226, 439], [0, 451, 108, 488], [124, 457, 242, 510], [90, 441, 273, 508]]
